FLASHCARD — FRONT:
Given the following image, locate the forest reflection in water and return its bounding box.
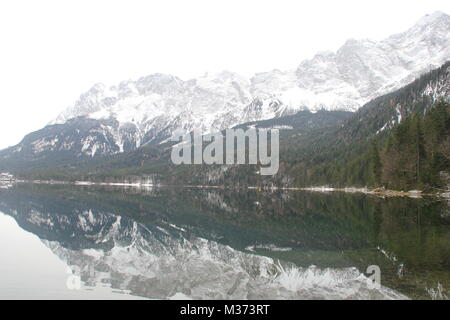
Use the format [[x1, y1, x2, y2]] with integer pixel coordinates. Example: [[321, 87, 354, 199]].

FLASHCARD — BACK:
[[0, 183, 448, 300]]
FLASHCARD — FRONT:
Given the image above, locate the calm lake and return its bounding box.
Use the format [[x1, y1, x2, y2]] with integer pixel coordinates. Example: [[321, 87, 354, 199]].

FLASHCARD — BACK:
[[0, 183, 448, 300]]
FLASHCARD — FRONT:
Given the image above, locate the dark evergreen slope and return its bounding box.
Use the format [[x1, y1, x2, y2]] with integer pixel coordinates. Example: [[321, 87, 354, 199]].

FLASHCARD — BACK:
[[274, 62, 450, 189], [380, 101, 449, 189], [234, 109, 352, 131]]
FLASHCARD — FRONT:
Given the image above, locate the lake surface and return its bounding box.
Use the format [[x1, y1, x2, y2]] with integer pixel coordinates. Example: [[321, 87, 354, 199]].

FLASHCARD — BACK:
[[0, 183, 448, 300]]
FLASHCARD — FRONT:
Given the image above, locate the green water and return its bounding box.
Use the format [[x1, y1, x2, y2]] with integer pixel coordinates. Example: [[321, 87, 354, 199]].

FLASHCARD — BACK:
[[0, 183, 448, 299]]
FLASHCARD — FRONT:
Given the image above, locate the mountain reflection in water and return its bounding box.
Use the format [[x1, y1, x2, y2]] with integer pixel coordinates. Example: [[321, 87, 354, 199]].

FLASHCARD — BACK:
[[0, 184, 448, 300]]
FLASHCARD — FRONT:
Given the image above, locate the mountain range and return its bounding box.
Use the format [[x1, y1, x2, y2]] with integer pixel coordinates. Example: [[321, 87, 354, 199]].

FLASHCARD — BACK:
[[0, 12, 448, 163]]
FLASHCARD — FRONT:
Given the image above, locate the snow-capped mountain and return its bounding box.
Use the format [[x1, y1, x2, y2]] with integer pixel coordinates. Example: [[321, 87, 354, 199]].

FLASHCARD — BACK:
[[54, 11, 449, 124], [0, 11, 448, 162]]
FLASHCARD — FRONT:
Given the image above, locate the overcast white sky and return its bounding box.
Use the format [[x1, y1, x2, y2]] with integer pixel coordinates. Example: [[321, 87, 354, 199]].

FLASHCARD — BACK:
[[0, 0, 448, 149]]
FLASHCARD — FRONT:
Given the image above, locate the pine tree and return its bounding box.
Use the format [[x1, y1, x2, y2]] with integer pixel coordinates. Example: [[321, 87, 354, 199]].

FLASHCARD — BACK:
[[370, 141, 382, 186]]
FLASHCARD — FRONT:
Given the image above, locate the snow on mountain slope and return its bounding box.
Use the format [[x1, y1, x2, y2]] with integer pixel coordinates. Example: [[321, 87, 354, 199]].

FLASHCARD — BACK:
[[54, 71, 253, 137], [2, 11, 448, 160], [55, 12, 449, 128], [256, 11, 450, 112]]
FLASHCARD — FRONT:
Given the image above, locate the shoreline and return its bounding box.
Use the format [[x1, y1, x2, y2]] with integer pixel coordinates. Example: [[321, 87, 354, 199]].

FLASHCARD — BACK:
[[4, 179, 449, 199]]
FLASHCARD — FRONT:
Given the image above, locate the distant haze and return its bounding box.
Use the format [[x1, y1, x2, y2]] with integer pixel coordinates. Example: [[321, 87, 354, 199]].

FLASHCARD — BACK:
[[0, 0, 448, 149]]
